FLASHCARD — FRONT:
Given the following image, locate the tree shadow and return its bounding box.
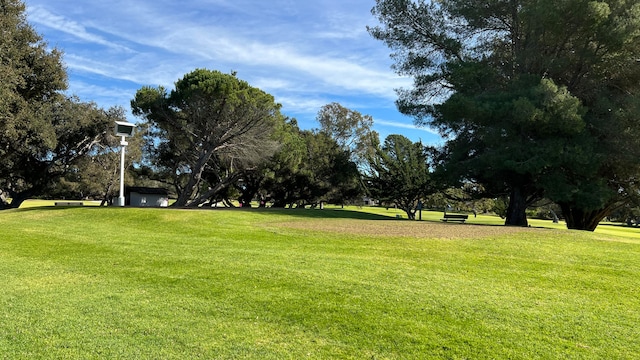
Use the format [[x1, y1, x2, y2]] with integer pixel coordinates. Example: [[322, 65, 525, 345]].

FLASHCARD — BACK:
[[196, 206, 397, 221], [4, 206, 106, 214], [597, 222, 635, 229]]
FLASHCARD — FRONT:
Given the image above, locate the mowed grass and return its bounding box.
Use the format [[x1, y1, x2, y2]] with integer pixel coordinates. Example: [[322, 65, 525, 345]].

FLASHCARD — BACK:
[[0, 207, 639, 359]]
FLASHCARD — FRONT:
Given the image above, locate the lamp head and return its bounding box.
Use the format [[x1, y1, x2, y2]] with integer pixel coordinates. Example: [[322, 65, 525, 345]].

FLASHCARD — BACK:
[[115, 121, 136, 137]]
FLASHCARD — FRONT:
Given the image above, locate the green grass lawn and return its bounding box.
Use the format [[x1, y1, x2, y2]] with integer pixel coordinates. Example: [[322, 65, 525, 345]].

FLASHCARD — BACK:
[[1, 206, 639, 359]]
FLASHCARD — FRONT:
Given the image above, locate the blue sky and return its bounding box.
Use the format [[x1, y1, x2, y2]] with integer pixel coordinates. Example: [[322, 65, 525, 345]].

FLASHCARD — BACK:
[[25, 0, 442, 145]]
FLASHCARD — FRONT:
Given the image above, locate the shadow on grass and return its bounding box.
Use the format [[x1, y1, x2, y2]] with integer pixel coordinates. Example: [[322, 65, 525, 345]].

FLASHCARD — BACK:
[[274, 208, 397, 220], [6, 205, 565, 231], [5, 206, 69, 213], [7, 205, 396, 221], [597, 222, 636, 229], [198, 207, 397, 221]]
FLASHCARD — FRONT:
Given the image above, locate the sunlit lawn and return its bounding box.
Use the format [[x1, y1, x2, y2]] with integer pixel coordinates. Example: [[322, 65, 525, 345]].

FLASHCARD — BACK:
[[1, 206, 639, 358], [18, 199, 103, 208]]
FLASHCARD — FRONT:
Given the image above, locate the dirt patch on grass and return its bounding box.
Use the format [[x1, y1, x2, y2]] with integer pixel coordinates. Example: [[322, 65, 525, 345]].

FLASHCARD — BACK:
[[274, 219, 539, 239]]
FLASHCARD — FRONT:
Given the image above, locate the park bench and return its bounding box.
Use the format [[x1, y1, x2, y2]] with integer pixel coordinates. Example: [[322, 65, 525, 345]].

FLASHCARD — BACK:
[[54, 201, 84, 206], [441, 213, 468, 223]]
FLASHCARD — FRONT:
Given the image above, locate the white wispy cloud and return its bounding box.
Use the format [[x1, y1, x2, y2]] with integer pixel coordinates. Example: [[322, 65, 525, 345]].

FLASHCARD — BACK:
[[107, 20, 408, 100], [23, 0, 440, 143], [66, 80, 132, 106], [272, 95, 332, 115], [28, 1, 407, 100], [27, 6, 132, 52], [375, 119, 440, 135]]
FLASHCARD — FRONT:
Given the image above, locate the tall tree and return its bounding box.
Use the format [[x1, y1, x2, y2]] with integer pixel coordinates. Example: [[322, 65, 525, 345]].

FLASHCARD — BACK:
[[0, 0, 113, 209], [370, 0, 640, 230], [259, 119, 308, 207], [437, 76, 587, 226], [131, 69, 282, 207], [366, 134, 435, 220], [316, 102, 377, 165], [300, 130, 361, 207], [0, 96, 115, 209], [259, 123, 360, 208], [51, 107, 143, 205]]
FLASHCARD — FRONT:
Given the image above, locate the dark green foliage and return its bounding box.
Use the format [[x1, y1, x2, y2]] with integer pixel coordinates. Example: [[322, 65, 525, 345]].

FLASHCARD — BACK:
[[370, 0, 640, 230], [0, 0, 113, 208], [131, 69, 282, 207], [264, 126, 361, 208], [366, 134, 436, 219], [50, 107, 143, 204]]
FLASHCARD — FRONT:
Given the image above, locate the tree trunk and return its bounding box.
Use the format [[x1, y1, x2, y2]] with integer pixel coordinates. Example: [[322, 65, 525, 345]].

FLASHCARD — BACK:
[[505, 186, 528, 227], [2, 191, 30, 210], [185, 172, 241, 208], [100, 179, 116, 207], [399, 203, 415, 220], [0, 191, 9, 210], [402, 208, 415, 220], [235, 174, 262, 209], [559, 204, 609, 231], [172, 146, 217, 207]]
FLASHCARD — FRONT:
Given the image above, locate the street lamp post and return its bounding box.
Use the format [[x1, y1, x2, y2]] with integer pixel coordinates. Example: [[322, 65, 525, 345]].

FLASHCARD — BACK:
[[114, 121, 136, 207]]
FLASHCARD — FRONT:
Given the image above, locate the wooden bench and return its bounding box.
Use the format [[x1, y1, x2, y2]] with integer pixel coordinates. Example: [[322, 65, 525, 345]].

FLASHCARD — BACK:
[[54, 201, 84, 206], [441, 213, 468, 223]]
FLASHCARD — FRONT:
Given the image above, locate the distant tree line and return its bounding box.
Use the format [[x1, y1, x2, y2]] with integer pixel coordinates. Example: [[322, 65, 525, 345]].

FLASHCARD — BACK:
[[3, 0, 640, 232]]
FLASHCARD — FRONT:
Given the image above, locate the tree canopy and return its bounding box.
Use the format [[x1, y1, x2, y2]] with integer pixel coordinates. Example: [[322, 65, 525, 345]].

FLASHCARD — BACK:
[[0, 0, 114, 209], [366, 134, 435, 219], [370, 0, 640, 230], [316, 102, 377, 166], [51, 107, 143, 205], [131, 69, 283, 207], [260, 123, 361, 208]]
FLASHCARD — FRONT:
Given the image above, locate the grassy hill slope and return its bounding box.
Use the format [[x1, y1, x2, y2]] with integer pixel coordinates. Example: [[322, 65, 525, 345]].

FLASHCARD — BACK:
[[1, 207, 638, 359]]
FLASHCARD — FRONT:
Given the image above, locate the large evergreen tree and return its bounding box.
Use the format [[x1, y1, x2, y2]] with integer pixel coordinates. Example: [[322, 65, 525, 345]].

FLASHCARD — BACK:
[[131, 69, 282, 207], [370, 0, 640, 230], [0, 0, 113, 209]]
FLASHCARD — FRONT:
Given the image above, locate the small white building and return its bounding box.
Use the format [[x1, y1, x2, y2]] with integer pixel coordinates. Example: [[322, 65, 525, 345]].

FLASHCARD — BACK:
[[363, 197, 379, 206], [126, 187, 169, 207]]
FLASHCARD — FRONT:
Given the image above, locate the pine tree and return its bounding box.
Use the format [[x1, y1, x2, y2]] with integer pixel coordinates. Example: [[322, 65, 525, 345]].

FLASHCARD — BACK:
[[370, 0, 640, 230]]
